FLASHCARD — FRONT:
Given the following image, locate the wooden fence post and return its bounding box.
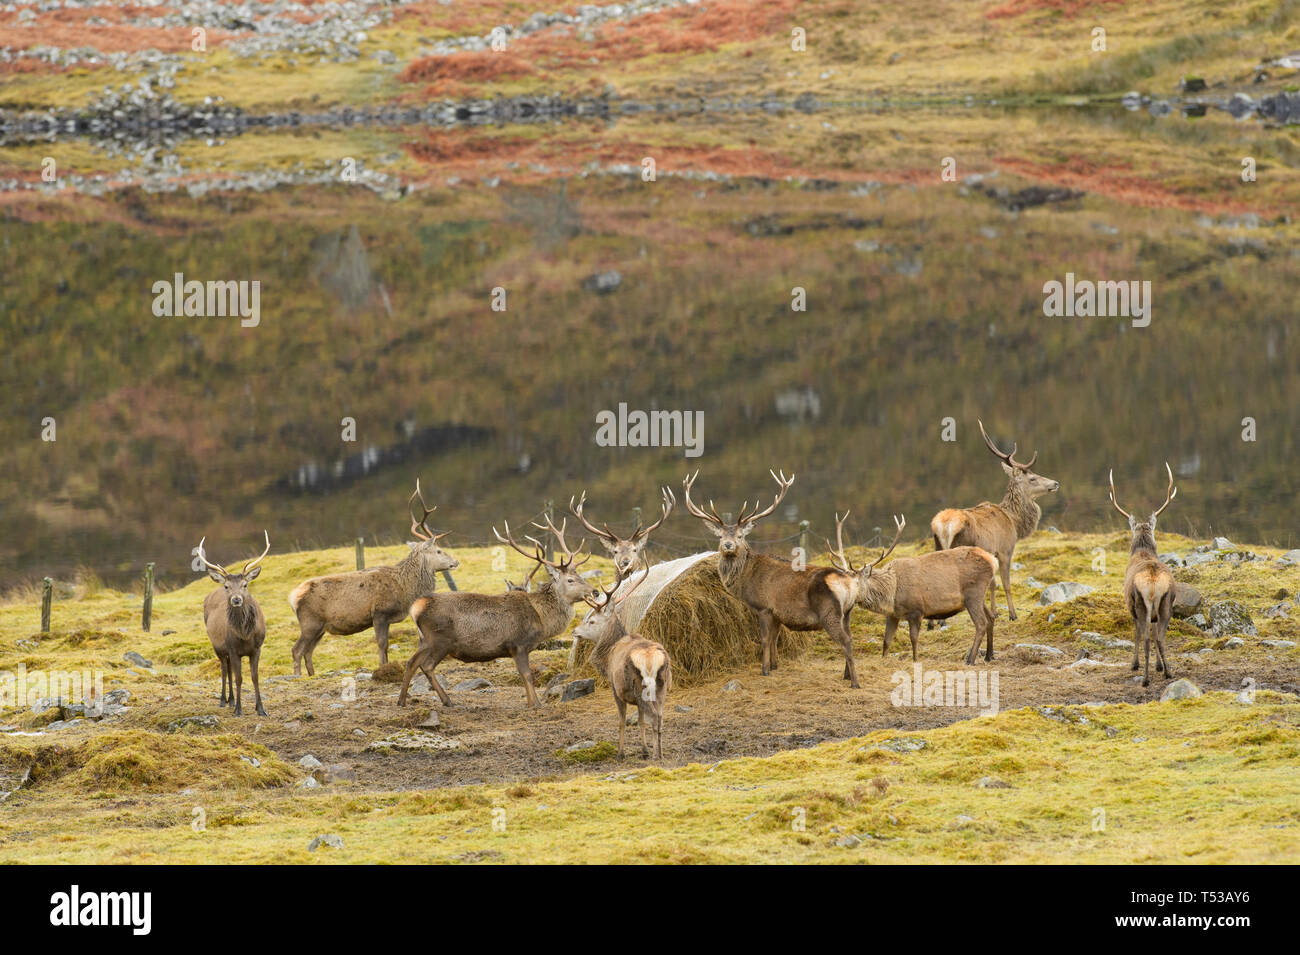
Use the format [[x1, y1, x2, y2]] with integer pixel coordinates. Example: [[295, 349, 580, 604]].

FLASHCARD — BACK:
[[142, 563, 155, 632], [41, 577, 52, 633], [544, 500, 555, 563], [355, 537, 365, 570], [798, 520, 809, 557]]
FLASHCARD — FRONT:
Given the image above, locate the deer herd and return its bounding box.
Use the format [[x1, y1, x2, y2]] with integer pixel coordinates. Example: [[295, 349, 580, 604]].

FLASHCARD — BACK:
[[197, 421, 1184, 759]]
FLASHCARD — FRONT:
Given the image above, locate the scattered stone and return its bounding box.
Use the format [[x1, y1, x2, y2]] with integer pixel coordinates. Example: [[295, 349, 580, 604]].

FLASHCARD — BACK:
[[1171, 582, 1202, 617], [1038, 582, 1094, 605], [832, 834, 862, 848], [673, 704, 693, 713], [298, 754, 322, 769], [1160, 679, 1203, 701], [872, 737, 926, 753], [976, 777, 1011, 789], [554, 679, 595, 702], [1222, 637, 1245, 649], [1180, 75, 1207, 93], [352, 728, 366, 737], [1207, 601, 1257, 638], [321, 763, 356, 783], [123, 651, 153, 668], [583, 270, 622, 293], [307, 833, 343, 851], [1159, 552, 1185, 567], [367, 731, 463, 752], [453, 678, 492, 693], [565, 739, 598, 753], [299, 777, 321, 789], [1261, 602, 1290, 619], [1076, 630, 1134, 650], [240, 755, 261, 768], [166, 715, 218, 732], [1186, 613, 1209, 630], [1277, 549, 1300, 566], [417, 709, 441, 729], [1014, 643, 1067, 663], [721, 679, 743, 692], [1261, 639, 1297, 649], [692, 738, 728, 756], [1211, 536, 1234, 551]]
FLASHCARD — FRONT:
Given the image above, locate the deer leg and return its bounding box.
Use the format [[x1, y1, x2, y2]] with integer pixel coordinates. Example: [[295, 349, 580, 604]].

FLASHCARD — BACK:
[[251, 647, 267, 717], [757, 610, 773, 676], [823, 610, 858, 688], [398, 644, 448, 707], [513, 650, 540, 709], [639, 707, 649, 757], [373, 617, 391, 666], [218, 652, 229, 705], [654, 707, 664, 760], [1000, 556, 1016, 621], [984, 595, 996, 661], [881, 616, 899, 657], [299, 623, 327, 678], [231, 653, 244, 717], [615, 696, 627, 758], [965, 600, 985, 666], [907, 618, 921, 662], [1139, 613, 1152, 688], [1157, 596, 1174, 680]]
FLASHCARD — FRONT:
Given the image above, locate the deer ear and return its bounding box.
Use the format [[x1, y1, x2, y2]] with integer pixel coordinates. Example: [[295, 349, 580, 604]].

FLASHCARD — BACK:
[[207, 569, 225, 584], [1000, 461, 1015, 476], [407, 540, 420, 550], [246, 565, 261, 581]]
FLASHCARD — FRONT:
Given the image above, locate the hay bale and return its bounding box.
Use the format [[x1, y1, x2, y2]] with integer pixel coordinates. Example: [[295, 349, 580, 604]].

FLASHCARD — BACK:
[[573, 553, 810, 686]]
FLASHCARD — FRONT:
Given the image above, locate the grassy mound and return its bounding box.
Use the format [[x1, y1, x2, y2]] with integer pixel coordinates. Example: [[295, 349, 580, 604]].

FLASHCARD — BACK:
[[0, 730, 295, 794]]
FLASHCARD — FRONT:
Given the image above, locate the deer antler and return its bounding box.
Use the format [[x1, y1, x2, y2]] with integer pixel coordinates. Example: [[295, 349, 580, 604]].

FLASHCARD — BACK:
[[569, 490, 619, 548], [1107, 468, 1133, 522], [409, 478, 437, 541], [196, 537, 227, 579], [242, 530, 271, 575], [494, 519, 551, 569], [1152, 461, 1177, 518], [868, 515, 906, 571], [738, 469, 794, 529], [979, 419, 1036, 470], [530, 513, 590, 569], [825, 511, 863, 574], [682, 470, 725, 527], [631, 486, 675, 542]]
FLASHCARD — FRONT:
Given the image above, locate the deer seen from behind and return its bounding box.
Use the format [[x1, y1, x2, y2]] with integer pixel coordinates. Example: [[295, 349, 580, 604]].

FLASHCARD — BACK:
[[289, 480, 458, 676], [397, 516, 600, 708], [929, 420, 1059, 621], [571, 559, 672, 759], [829, 514, 999, 666], [200, 531, 271, 716], [682, 469, 863, 685], [1109, 464, 1178, 687]]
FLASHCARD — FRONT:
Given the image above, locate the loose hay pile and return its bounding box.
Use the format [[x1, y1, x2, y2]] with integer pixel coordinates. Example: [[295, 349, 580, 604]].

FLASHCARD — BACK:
[[572, 554, 810, 686]]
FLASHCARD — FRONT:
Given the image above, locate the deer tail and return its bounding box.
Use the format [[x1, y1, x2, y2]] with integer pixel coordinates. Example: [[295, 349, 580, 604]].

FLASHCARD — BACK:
[[931, 510, 964, 550], [288, 580, 311, 612]]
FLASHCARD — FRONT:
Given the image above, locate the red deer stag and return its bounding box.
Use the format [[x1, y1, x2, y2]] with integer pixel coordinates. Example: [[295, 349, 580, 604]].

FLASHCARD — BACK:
[[289, 480, 458, 676], [829, 513, 998, 665], [570, 486, 675, 578], [199, 531, 271, 716], [930, 420, 1059, 621], [397, 516, 599, 708], [571, 559, 672, 759], [1109, 464, 1178, 687], [682, 469, 863, 685]]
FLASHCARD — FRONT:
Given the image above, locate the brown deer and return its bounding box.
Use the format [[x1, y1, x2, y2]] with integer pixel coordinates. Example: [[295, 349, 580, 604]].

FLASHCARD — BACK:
[[199, 532, 271, 716], [682, 469, 863, 685], [929, 420, 1059, 621], [504, 561, 541, 592], [397, 516, 599, 708], [570, 486, 675, 577], [571, 559, 672, 759], [1109, 464, 1178, 687], [828, 514, 999, 666], [289, 480, 458, 676]]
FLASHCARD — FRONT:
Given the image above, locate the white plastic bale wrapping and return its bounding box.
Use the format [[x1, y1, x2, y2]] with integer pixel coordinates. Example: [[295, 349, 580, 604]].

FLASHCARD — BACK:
[[612, 551, 714, 630]]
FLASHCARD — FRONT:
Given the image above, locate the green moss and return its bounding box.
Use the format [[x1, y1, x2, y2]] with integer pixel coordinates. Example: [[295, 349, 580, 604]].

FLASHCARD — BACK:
[[554, 740, 619, 763]]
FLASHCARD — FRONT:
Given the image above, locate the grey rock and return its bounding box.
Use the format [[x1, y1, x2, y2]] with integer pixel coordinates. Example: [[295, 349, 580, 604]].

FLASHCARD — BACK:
[[1277, 549, 1300, 566], [557, 678, 595, 702], [1159, 552, 1185, 567], [417, 709, 441, 729], [1038, 582, 1094, 605], [1261, 602, 1290, 619], [1222, 637, 1245, 650], [1184, 552, 1216, 567], [322, 763, 356, 783], [832, 834, 862, 848], [299, 777, 322, 789], [583, 270, 622, 293], [1211, 536, 1234, 551], [873, 737, 926, 753], [453, 678, 492, 692], [123, 651, 153, 668], [307, 833, 343, 851], [721, 679, 743, 692], [673, 704, 693, 713], [166, 715, 217, 732], [564, 739, 598, 753], [1207, 601, 1257, 637], [1261, 639, 1297, 649], [1172, 582, 1202, 617], [1076, 630, 1134, 650], [1160, 679, 1203, 701], [1186, 613, 1209, 630], [976, 776, 1012, 789], [298, 754, 322, 769], [1014, 643, 1067, 662]]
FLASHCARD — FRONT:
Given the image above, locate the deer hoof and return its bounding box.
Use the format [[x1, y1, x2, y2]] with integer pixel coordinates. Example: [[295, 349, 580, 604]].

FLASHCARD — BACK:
[[256, 705, 267, 717], [1141, 678, 1150, 688], [233, 706, 243, 717]]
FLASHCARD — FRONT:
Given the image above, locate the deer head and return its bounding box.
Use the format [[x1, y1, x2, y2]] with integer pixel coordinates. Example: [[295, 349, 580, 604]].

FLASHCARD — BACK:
[[682, 469, 794, 556], [979, 420, 1059, 499], [572, 556, 650, 646], [197, 530, 270, 610], [408, 479, 459, 572], [570, 486, 675, 576], [494, 514, 598, 604], [1109, 463, 1176, 551]]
